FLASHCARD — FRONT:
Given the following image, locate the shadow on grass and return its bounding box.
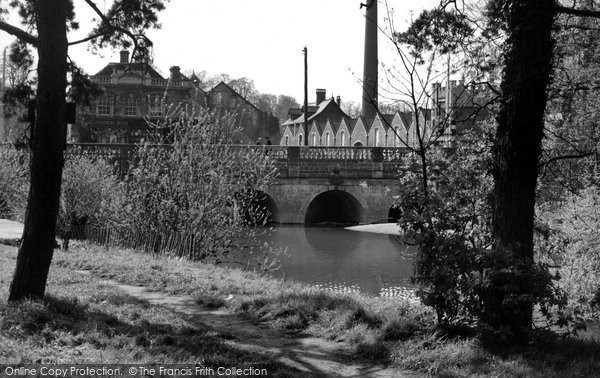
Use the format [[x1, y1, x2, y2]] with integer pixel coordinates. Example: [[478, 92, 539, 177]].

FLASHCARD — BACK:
[[0, 294, 308, 376], [482, 327, 600, 374]]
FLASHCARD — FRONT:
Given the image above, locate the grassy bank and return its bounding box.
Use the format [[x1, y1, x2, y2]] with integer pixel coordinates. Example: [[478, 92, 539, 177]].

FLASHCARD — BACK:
[[0, 244, 302, 375], [3, 243, 600, 376]]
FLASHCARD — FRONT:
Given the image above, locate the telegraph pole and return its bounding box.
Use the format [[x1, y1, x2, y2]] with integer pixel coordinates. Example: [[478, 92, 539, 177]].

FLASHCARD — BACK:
[[2, 47, 6, 91], [303, 46, 308, 146]]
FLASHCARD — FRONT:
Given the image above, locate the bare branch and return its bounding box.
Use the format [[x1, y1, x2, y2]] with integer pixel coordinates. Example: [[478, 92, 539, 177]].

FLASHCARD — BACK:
[[68, 30, 111, 46]]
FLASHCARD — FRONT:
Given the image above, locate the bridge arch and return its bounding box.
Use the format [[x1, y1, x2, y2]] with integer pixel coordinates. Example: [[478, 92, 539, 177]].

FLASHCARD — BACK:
[[305, 190, 364, 226], [235, 189, 279, 225], [388, 205, 402, 222]]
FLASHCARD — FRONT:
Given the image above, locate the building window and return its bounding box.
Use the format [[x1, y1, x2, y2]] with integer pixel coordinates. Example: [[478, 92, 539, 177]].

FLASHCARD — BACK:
[[124, 95, 139, 117], [96, 97, 113, 116], [285, 135, 289, 146], [298, 134, 303, 145], [325, 132, 331, 146], [375, 129, 381, 147], [311, 133, 316, 146], [394, 127, 400, 146], [341, 131, 346, 146]]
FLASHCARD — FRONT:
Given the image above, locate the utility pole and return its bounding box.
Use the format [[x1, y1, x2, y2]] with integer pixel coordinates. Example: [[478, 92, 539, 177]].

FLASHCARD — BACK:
[[2, 47, 6, 91], [445, 53, 451, 127], [303, 46, 308, 146]]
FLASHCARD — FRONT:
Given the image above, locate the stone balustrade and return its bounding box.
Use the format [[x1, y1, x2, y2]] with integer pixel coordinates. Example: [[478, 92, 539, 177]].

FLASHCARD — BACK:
[[65, 144, 416, 179]]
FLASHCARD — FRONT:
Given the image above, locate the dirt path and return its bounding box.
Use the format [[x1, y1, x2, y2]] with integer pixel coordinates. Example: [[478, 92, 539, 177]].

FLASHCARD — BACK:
[[77, 271, 420, 377]]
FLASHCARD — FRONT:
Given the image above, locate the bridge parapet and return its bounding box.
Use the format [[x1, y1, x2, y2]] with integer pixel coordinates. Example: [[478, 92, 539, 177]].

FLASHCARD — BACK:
[[65, 144, 415, 179]]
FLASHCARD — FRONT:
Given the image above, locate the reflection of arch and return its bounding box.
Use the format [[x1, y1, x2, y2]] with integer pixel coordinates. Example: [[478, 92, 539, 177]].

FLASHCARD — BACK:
[[388, 205, 402, 222], [235, 189, 279, 225], [353, 141, 364, 147], [304, 227, 359, 256], [305, 190, 364, 226]]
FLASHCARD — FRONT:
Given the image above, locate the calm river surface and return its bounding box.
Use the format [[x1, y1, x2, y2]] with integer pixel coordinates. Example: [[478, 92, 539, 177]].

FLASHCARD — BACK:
[[251, 225, 416, 298]]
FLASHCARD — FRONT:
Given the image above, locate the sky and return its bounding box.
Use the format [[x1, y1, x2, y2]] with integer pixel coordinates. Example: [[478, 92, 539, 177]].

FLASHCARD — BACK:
[[2, 0, 440, 105]]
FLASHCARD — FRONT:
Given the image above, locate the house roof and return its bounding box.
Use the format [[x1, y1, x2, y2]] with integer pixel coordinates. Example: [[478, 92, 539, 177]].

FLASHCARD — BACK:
[[212, 81, 263, 114], [382, 114, 394, 126], [357, 116, 376, 131], [94, 62, 164, 79], [399, 111, 412, 127], [292, 112, 316, 124], [307, 97, 349, 122], [281, 117, 295, 126]]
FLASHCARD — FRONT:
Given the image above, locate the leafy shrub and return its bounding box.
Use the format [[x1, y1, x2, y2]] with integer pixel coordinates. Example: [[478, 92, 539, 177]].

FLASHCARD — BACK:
[[395, 129, 572, 340], [537, 186, 600, 318], [0, 144, 29, 221]]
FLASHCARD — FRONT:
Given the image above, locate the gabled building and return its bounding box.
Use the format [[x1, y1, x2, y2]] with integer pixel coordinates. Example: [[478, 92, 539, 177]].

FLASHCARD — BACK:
[[73, 50, 279, 144], [278, 88, 433, 148], [208, 81, 279, 144]]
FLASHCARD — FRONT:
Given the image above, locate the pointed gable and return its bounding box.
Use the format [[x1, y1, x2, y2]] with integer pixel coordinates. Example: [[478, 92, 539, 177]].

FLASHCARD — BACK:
[[351, 117, 368, 147], [336, 118, 351, 146], [369, 115, 388, 147], [308, 121, 323, 146], [321, 120, 335, 146], [387, 112, 408, 147]]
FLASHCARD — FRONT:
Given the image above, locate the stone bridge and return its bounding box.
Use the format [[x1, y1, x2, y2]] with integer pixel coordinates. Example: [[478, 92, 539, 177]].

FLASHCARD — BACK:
[[67, 144, 414, 225]]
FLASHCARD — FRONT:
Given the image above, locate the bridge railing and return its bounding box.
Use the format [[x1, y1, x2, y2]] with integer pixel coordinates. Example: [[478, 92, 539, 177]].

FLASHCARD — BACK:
[[66, 144, 414, 162], [293, 146, 413, 162], [64, 144, 417, 179]]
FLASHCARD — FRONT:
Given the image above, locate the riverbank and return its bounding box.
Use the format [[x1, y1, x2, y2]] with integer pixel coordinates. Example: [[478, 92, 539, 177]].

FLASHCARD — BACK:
[[345, 223, 401, 235], [0, 219, 22, 246], [2, 244, 600, 376]]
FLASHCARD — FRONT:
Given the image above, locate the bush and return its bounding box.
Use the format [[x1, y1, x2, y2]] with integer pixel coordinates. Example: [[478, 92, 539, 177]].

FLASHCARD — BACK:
[[57, 151, 124, 249], [395, 129, 572, 341], [537, 186, 600, 318], [0, 144, 29, 221], [121, 106, 277, 261]]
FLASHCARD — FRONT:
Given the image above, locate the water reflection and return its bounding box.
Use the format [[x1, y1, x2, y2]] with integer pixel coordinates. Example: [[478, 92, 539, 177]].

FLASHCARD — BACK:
[[253, 225, 417, 298]]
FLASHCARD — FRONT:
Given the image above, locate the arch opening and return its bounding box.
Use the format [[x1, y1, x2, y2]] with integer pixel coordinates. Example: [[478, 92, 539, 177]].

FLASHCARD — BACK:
[[388, 205, 402, 222], [235, 189, 279, 225], [305, 190, 364, 226], [353, 141, 364, 147]]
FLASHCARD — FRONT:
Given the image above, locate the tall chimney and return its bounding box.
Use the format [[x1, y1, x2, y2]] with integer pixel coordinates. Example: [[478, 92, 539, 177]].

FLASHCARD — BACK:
[[120, 50, 130, 64], [361, 0, 378, 117], [316, 88, 326, 105]]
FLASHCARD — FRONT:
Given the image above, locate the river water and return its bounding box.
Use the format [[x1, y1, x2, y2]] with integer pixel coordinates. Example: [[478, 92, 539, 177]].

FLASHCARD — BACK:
[[249, 225, 417, 299]]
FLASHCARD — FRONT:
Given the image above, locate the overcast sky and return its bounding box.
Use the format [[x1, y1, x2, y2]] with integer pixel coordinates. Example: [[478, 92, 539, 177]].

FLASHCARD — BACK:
[[3, 0, 440, 105]]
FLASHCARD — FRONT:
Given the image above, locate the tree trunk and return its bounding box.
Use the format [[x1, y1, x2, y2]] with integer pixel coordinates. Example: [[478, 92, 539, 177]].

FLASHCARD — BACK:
[[9, 1, 69, 301], [489, 0, 555, 342]]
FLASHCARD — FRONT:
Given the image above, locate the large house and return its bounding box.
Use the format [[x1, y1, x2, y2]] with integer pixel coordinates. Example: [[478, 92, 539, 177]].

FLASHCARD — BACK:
[[72, 50, 279, 144]]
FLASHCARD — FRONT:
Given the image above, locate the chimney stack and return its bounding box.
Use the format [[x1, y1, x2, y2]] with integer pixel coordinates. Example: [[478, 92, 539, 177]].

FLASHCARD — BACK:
[[361, 0, 378, 117], [170, 66, 181, 81], [120, 50, 130, 64], [316, 88, 326, 105]]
